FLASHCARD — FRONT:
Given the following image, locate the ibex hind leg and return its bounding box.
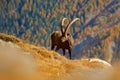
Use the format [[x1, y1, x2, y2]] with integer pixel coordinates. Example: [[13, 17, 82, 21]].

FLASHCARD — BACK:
[[51, 44, 55, 50], [62, 49, 65, 56], [55, 46, 60, 52]]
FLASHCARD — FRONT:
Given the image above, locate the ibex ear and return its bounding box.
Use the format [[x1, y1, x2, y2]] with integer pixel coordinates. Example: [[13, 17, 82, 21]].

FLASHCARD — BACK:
[[61, 18, 67, 34], [64, 18, 80, 35]]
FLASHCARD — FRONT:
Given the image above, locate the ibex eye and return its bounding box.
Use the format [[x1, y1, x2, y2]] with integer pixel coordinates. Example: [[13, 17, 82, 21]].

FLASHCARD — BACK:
[[67, 33, 70, 35]]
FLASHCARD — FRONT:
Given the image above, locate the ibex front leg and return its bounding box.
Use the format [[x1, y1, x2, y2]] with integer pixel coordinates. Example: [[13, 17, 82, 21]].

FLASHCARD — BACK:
[[68, 48, 72, 59]]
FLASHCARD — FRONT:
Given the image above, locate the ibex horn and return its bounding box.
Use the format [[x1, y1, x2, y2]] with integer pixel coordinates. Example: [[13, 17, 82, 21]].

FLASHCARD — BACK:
[[62, 18, 67, 26], [61, 18, 67, 34], [65, 18, 80, 35]]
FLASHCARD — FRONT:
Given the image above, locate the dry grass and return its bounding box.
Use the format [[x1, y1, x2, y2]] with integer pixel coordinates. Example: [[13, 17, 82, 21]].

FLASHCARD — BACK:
[[0, 33, 119, 80]]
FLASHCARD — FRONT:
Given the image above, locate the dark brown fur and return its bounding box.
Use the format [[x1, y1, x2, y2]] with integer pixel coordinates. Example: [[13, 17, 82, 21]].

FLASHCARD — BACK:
[[51, 18, 79, 59]]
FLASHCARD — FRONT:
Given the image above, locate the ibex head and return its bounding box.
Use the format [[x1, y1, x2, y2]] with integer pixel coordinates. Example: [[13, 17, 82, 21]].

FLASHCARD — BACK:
[[61, 18, 80, 42]]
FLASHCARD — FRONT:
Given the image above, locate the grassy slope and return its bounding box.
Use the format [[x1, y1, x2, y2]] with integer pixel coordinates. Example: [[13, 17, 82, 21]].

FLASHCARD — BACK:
[[0, 33, 115, 80]]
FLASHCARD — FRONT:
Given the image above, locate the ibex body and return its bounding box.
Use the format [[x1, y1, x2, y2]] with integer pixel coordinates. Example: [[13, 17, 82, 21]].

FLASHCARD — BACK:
[[51, 18, 79, 59]]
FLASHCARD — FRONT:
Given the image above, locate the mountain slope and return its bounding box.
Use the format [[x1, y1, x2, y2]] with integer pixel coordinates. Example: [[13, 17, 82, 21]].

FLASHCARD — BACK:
[[0, 33, 114, 80]]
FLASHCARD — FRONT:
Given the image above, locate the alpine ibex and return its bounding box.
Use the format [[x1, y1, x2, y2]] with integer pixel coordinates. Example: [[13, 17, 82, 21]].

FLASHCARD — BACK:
[[51, 18, 80, 59]]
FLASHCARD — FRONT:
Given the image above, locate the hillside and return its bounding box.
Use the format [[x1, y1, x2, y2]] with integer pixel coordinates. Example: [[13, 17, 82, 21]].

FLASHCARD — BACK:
[[0, 33, 115, 80]]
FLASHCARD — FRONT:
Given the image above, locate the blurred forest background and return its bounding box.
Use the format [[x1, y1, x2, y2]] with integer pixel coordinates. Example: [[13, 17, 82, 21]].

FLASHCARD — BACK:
[[0, 0, 120, 61]]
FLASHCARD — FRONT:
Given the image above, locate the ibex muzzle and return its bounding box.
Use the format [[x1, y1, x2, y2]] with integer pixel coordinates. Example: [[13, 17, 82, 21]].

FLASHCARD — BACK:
[[51, 18, 80, 59]]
